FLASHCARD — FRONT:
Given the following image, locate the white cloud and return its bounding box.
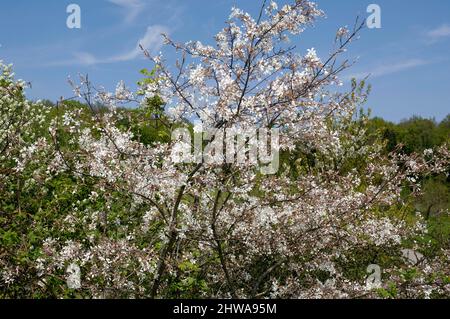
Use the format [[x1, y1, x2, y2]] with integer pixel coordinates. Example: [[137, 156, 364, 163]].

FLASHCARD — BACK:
[[48, 25, 169, 66], [72, 52, 98, 66], [345, 59, 431, 80], [108, 0, 145, 24], [426, 24, 450, 40], [110, 25, 169, 62]]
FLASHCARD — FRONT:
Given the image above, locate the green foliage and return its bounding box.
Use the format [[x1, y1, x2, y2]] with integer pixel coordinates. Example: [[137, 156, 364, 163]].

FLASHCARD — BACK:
[[368, 115, 450, 154]]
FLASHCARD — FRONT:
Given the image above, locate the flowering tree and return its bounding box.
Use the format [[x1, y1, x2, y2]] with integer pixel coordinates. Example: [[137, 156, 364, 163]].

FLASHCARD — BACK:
[[1, 0, 449, 299], [0, 62, 56, 292]]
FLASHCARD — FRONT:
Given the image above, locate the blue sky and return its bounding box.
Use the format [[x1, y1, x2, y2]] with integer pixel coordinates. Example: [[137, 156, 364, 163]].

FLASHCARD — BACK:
[[0, 0, 449, 122]]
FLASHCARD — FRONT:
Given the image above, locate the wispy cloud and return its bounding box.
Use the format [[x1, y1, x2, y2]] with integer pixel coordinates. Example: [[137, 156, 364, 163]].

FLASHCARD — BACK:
[[345, 59, 432, 80], [72, 52, 98, 66], [110, 25, 168, 62], [48, 25, 169, 67], [108, 0, 145, 24], [425, 24, 450, 42]]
